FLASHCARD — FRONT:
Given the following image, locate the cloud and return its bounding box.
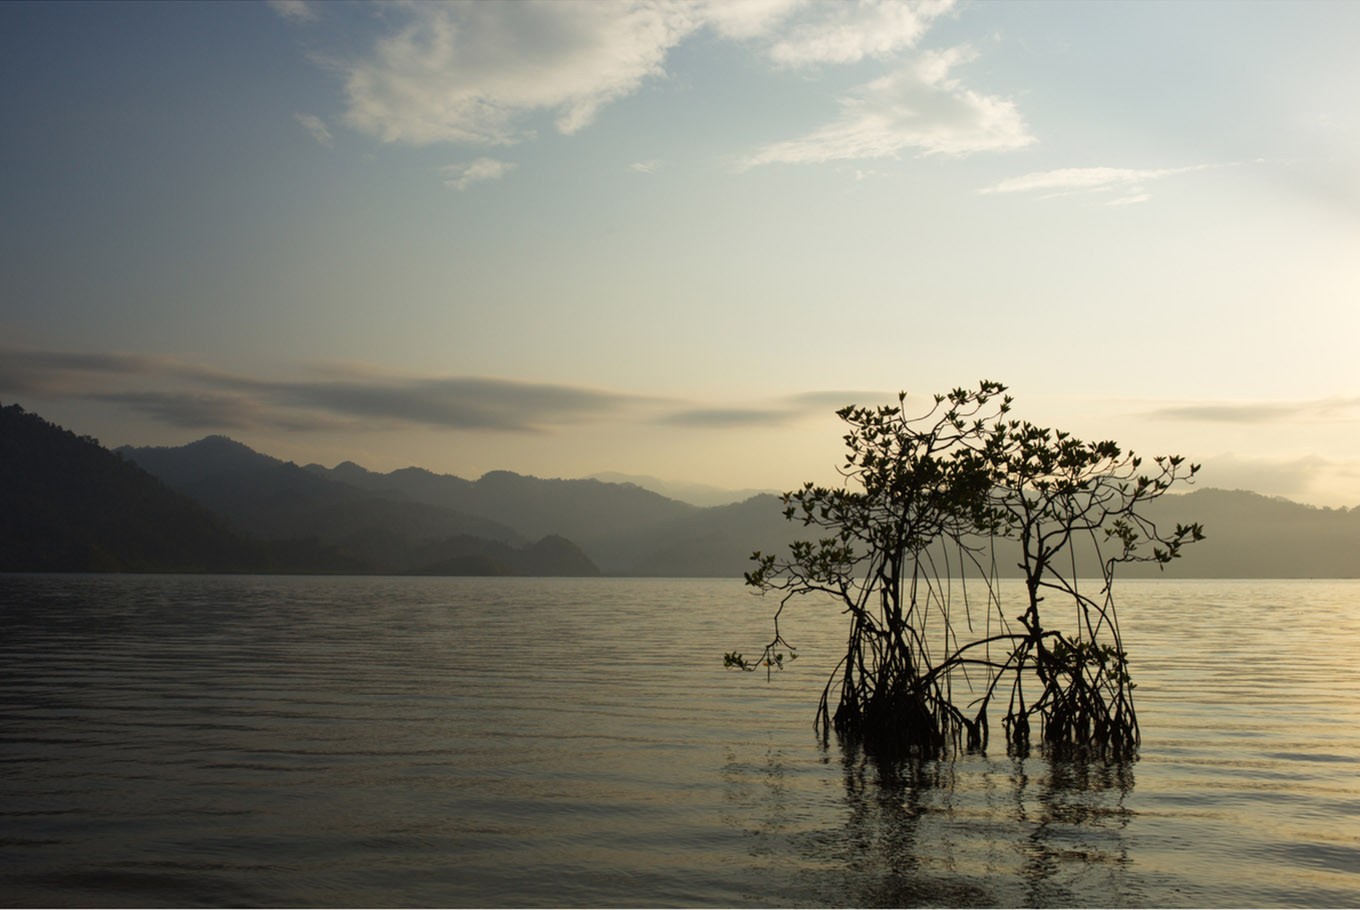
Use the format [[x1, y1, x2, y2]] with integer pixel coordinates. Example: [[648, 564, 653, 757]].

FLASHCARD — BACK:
[[88, 391, 271, 430], [1144, 397, 1360, 424], [763, 0, 954, 67], [275, 374, 642, 433], [268, 0, 317, 24], [441, 157, 515, 190], [0, 345, 940, 444], [741, 46, 1034, 167], [659, 388, 892, 428], [293, 113, 334, 147], [311, 0, 992, 167], [695, 0, 802, 41], [789, 389, 890, 409], [1147, 402, 1298, 424], [0, 348, 209, 395], [660, 407, 798, 428], [340, 1, 698, 147], [629, 159, 662, 174], [980, 164, 1221, 203], [695, 0, 954, 64], [0, 345, 651, 435]]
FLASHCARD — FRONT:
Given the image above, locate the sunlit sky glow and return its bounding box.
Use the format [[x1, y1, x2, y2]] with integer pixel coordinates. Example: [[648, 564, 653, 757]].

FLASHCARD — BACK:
[[3, 0, 1358, 506]]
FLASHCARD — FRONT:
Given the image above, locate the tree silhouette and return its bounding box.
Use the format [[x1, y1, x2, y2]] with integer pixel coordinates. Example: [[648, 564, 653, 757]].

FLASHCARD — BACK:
[[729, 381, 1202, 758]]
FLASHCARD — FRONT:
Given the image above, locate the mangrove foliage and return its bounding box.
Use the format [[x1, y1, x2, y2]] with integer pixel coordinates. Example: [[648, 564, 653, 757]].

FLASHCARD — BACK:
[[726, 380, 1203, 759]]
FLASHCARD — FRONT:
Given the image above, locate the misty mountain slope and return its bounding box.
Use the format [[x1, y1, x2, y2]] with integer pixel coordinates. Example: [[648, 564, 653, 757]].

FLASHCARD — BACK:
[[0, 404, 273, 572], [120, 436, 361, 523], [587, 471, 778, 508], [595, 486, 1360, 580], [116, 434, 599, 575], [122, 438, 522, 565], [587, 493, 796, 577], [306, 462, 698, 544], [1127, 488, 1360, 578]]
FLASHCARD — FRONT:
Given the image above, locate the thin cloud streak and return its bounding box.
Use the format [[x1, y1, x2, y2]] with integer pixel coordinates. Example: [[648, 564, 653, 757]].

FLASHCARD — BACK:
[[88, 391, 273, 431], [659, 407, 797, 428], [1146, 397, 1360, 424], [275, 375, 643, 433], [293, 113, 333, 147], [980, 163, 1230, 203], [0, 348, 230, 395], [441, 158, 515, 190], [788, 389, 890, 410], [740, 46, 1034, 167], [0, 346, 653, 435], [660, 388, 892, 428], [0, 345, 899, 436]]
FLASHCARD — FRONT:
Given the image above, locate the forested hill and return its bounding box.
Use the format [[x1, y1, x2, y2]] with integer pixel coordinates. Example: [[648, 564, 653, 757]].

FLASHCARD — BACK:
[[118, 437, 600, 576], [0, 404, 278, 572], [1, 404, 598, 576], [306, 461, 698, 548]]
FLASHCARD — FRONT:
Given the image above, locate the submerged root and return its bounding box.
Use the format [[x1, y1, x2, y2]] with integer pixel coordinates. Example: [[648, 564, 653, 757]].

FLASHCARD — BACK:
[[826, 672, 969, 759]]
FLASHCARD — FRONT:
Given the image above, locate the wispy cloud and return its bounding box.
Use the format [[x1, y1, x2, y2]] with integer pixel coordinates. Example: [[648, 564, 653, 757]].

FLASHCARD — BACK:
[[980, 163, 1223, 204], [441, 157, 515, 191], [788, 389, 890, 410], [88, 391, 273, 430], [629, 159, 662, 174], [660, 407, 797, 428], [293, 113, 333, 147], [696, 0, 802, 41], [340, 1, 697, 147], [0, 348, 224, 395], [659, 388, 891, 428], [299, 0, 1012, 181], [1144, 397, 1360, 424], [268, 0, 317, 25], [273, 374, 641, 433], [0, 346, 653, 435], [740, 46, 1033, 167], [0, 344, 891, 437], [762, 0, 954, 67]]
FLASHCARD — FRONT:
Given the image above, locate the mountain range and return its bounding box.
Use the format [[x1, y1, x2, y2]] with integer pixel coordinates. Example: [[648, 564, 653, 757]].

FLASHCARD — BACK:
[[3, 401, 1358, 577]]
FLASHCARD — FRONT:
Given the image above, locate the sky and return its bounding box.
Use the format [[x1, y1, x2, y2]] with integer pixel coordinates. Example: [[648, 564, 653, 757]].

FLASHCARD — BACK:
[[2, 0, 1358, 507]]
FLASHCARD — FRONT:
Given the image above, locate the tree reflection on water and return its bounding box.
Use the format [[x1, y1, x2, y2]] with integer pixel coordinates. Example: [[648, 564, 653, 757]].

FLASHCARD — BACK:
[[725, 741, 1141, 908]]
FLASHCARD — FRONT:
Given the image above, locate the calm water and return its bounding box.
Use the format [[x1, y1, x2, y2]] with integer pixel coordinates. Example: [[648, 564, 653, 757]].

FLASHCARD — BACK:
[[1, 575, 1357, 908]]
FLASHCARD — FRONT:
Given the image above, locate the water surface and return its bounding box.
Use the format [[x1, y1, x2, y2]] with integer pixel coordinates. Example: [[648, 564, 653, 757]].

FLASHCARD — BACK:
[[1, 575, 1357, 906]]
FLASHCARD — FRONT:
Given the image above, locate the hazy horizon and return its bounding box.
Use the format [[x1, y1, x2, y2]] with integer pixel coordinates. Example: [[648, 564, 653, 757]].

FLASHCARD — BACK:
[[3, 1, 1357, 507], [92, 422, 1358, 512]]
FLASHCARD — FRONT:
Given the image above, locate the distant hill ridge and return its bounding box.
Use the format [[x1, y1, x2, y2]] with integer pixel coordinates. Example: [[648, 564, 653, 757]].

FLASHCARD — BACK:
[[6, 402, 1360, 577], [0, 405, 278, 572], [586, 471, 778, 507], [0, 403, 599, 576], [116, 436, 599, 577]]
